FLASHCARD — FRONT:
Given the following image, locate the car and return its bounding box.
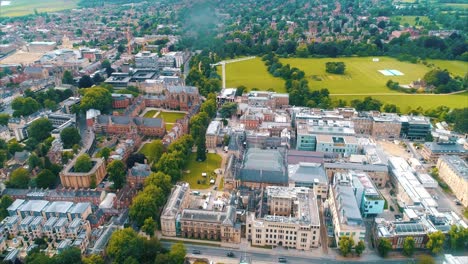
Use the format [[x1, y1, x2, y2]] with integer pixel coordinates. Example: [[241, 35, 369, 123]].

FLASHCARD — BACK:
[[278, 257, 287, 263], [226, 252, 235, 257], [192, 250, 201, 254]]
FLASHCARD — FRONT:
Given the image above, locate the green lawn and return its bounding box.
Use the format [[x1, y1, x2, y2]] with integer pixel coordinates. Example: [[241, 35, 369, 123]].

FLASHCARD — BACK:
[[390, 16, 430, 26], [181, 153, 221, 189], [159, 111, 185, 123], [143, 110, 157, 118], [281, 56, 432, 94], [426, 60, 468, 77], [0, 0, 79, 17], [138, 141, 155, 159], [166, 123, 174, 131], [332, 92, 468, 112], [220, 57, 285, 92]]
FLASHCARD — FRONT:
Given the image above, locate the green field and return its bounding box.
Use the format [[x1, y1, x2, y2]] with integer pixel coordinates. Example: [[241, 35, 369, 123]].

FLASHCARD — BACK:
[[181, 153, 221, 189], [390, 16, 430, 26], [159, 111, 185, 123], [333, 92, 468, 112], [0, 0, 79, 17], [426, 60, 468, 77], [281, 56, 433, 94], [143, 110, 157, 118], [220, 57, 286, 92]]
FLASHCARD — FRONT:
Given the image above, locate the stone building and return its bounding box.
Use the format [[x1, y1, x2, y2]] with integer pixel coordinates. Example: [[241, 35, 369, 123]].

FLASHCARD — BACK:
[[246, 186, 320, 250], [437, 156, 468, 207], [60, 158, 107, 188]]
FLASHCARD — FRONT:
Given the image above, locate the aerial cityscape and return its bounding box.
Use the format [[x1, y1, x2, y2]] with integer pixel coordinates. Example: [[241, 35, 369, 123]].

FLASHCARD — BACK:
[[0, 0, 466, 263]]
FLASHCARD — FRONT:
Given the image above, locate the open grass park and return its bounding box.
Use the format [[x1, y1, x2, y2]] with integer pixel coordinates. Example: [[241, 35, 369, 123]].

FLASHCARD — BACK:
[[390, 16, 430, 26], [0, 0, 79, 17], [219, 57, 286, 92], [223, 56, 467, 111], [181, 153, 221, 189]]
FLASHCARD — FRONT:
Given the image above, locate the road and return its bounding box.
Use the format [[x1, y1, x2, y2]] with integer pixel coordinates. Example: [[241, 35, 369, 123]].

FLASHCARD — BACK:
[[161, 241, 416, 264]]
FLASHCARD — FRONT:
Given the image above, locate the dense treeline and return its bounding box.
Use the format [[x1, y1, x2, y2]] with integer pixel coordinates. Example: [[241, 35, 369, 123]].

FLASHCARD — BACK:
[[185, 52, 222, 97], [180, 33, 467, 62], [190, 95, 217, 161], [262, 53, 333, 108]]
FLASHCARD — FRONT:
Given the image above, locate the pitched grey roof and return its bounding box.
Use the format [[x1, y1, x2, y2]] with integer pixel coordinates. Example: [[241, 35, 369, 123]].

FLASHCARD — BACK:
[[167, 85, 198, 94], [288, 163, 327, 184], [239, 148, 288, 184]]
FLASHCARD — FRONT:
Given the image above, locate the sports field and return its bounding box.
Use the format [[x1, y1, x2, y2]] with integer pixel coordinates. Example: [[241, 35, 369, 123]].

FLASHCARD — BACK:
[[281, 56, 432, 94], [426, 60, 468, 77], [333, 91, 468, 112], [0, 0, 79, 17], [219, 57, 285, 92], [390, 16, 430, 26]]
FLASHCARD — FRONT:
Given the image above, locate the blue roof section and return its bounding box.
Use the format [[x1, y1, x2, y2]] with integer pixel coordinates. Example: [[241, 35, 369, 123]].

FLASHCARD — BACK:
[[238, 148, 288, 184]]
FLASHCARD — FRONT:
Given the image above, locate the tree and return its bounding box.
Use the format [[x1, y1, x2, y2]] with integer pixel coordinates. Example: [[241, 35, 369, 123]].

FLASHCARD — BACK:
[[382, 104, 400, 113], [446, 108, 468, 134], [97, 147, 111, 161], [92, 73, 104, 83], [423, 69, 450, 87], [0, 113, 10, 126], [35, 169, 56, 188], [142, 217, 156, 237], [377, 238, 392, 258], [448, 225, 467, 251], [106, 228, 144, 263], [338, 236, 354, 256], [236, 85, 246, 96], [60, 127, 81, 149], [196, 134, 207, 161], [169, 243, 187, 264], [74, 154, 93, 173], [427, 231, 445, 255], [83, 254, 104, 264], [62, 70, 75, 85], [403, 236, 415, 256], [53, 247, 82, 264], [0, 195, 13, 221], [28, 118, 53, 142], [11, 97, 41, 117], [355, 240, 365, 256], [325, 62, 346, 74], [145, 172, 172, 194], [28, 153, 42, 170], [7, 167, 30, 188], [80, 86, 112, 113], [219, 102, 238, 118], [107, 160, 126, 189], [78, 75, 94, 88], [130, 192, 157, 227], [126, 152, 145, 167]]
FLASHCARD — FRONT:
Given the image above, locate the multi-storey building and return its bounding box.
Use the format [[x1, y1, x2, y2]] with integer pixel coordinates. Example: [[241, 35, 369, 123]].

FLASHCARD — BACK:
[[237, 148, 288, 188], [135, 51, 159, 69], [437, 156, 468, 207], [296, 119, 355, 151], [348, 171, 385, 217], [288, 162, 328, 200], [60, 157, 107, 189], [161, 183, 241, 243], [371, 114, 402, 139], [328, 173, 366, 245], [400, 115, 431, 141], [247, 187, 320, 250], [422, 142, 467, 163], [315, 135, 359, 156], [206, 120, 223, 149]]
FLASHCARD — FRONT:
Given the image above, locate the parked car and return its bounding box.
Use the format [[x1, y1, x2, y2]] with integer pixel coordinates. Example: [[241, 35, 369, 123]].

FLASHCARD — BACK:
[[192, 250, 201, 254], [278, 257, 287, 263], [226, 252, 235, 257]]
